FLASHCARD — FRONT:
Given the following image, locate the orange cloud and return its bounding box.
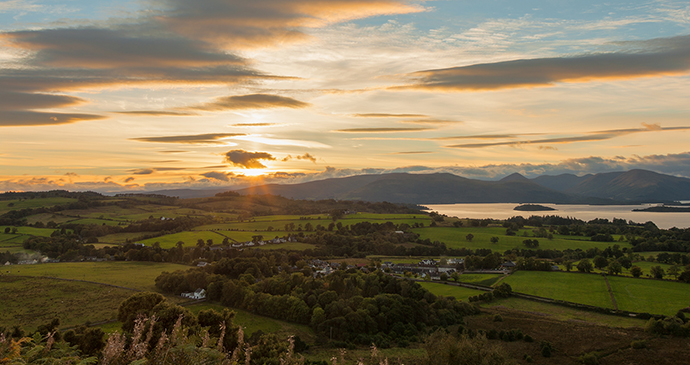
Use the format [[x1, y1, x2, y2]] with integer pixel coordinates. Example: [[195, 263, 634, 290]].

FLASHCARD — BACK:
[[397, 35, 690, 91], [186, 94, 310, 111]]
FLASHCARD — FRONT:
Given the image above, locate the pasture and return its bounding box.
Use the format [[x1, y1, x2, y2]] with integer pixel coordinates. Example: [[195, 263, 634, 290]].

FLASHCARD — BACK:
[[412, 227, 629, 252], [485, 297, 646, 328], [501, 271, 614, 309], [186, 302, 315, 340], [0, 197, 76, 214], [6, 261, 190, 291], [418, 282, 485, 301], [0, 276, 133, 331], [608, 276, 690, 316], [455, 273, 505, 287]]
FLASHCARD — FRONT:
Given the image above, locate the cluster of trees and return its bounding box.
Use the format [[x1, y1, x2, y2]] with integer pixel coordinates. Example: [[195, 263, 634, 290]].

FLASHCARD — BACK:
[[157, 267, 479, 347]]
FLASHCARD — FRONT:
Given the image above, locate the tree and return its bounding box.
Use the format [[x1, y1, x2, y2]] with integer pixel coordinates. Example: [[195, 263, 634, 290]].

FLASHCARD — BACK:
[[650, 266, 665, 279], [117, 292, 166, 332], [577, 259, 593, 273], [490, 237, 499, 244], [3, 227, 9, 234], [451, 272, 460, 282], [593, 256, 608, 270], [440, 273, 448, 281], [630, 265, 643, 278], [618, 256, 632, 270], [465, 234, 474, 242], [607, 261, 622, 276], [564, 261, 573, 272], [668, 265, 680, 280], [196, 239, 205, 248]]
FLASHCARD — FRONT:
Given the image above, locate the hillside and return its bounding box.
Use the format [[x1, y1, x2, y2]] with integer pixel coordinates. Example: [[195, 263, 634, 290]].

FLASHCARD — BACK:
[[563, 169, 690, 202], [237, 172, 583, 204]]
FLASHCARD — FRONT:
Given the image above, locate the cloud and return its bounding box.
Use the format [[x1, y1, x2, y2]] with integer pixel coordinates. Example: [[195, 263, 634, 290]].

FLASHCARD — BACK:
[[0, 111, 106, 126], [201, 171, 231, 181], [399, 119, 462, 125], [224, 149, 276, 169], [131, 133, 246, 144], [132, 168, 155, 175], [335, 127, 434, 133], [353, 113, 427, 118], [231, 123, 278, 127], [160, 0, 427, 49], [445, 125, 690, 149], [186, 94, 310, 111], [391, 151, 433, 154], [124, 177, 135, 183], [282, 153, 317, 163], [397, 34, 690, 91], [114, 111, 199, 116]]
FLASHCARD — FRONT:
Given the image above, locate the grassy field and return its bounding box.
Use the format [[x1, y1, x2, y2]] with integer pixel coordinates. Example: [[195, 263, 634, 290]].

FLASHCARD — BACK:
[[186, 302, 315, 340], [0, 197, 76, 214], [253, 242, 316, 251], [608, 276, 690, 316], [98, 232, 156, 244], [418, 282, 485, 301], [0, 226, 57, 237], [138, 231, 227, 248], [502, 271, 614, 309], [0, 276, 133, 331], [412, 227, 628, 252], [485, 297, 646, 328], [455, 273, 505, 286], [5, 261, 190, 291]]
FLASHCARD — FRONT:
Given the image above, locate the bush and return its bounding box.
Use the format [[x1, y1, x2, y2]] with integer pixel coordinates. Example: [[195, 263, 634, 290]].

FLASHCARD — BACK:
[[579, 352, 599, 365], [493, 314, 503, 322], [524, 334, 534, 343], [631, 340, 646, 349], [540, 341, 554, 358]]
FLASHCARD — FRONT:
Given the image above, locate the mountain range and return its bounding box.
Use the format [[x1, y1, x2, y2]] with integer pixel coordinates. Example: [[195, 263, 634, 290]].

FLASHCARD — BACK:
[[152, 169, 690, 204]]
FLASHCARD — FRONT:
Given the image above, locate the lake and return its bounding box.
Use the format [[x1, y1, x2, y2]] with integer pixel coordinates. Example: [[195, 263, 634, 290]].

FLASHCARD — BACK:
[[424, 203, 690, 229]]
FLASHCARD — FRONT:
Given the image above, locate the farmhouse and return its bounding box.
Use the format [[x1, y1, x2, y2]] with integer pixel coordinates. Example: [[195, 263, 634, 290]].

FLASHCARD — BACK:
[[181, 288, 206, 300]]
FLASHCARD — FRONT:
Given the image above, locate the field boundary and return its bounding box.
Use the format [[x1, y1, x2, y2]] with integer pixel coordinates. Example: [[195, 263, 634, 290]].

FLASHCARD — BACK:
[[603, 275, 619, 310]]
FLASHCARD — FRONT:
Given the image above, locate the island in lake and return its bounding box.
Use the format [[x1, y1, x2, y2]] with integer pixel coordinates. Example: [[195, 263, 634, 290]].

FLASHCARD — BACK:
[[513, 204, 557, 211], [633, 206, 690, 212]]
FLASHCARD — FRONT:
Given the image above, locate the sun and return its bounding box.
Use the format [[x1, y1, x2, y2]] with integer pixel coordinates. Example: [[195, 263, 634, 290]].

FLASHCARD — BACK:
[[242, 169, 269, 177]]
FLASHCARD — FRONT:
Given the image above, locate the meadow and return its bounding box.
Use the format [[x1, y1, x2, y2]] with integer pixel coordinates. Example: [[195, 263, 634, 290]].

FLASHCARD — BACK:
[[418, 282, 486, 301], [501, 271, 614, 309], [0, 197, 76, 214], [0, 276, 134, 331], [608, 276, 690, 316], [7, 261, 190, 291], [412, 226, 629, 252]]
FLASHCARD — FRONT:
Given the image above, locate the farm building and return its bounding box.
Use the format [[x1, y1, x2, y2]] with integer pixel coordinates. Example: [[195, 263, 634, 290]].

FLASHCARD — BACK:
[[181, 288, 206, 300]]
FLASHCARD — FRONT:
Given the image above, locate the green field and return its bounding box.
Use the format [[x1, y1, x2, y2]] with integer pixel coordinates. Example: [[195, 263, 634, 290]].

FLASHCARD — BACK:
[[6, 261, 190, 291], [0, 276, 133, 331], [485, 297, 646, 328], [455, 273, 505, 286], [187, 302, 315, 340], [0, 197, 77, 214], [253, 242, 316, 251], [98, 232, 155, 244], [138, 231, 228, 248], [608, 276, 690, 316], [419, 282, 485, 301], [412, 227, 628, 252], [502, 271, 614, 309], [0, 226, 57, 237]]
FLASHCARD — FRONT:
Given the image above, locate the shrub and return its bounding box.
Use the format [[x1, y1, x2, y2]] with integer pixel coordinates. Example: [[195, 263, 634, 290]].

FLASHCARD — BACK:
[[493, 314, 503, 322], [631, 340, 646, 349]]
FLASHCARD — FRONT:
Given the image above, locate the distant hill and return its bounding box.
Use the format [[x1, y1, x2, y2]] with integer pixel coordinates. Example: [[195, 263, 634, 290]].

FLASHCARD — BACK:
[[532, 173, 592, 192], [147, 169, 690, 203], [237, 172, 591, 204], [561, 169, 690, 202]]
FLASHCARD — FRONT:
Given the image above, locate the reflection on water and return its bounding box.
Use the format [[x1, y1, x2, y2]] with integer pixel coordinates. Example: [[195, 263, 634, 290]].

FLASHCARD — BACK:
[[424, 203, 690, 229]]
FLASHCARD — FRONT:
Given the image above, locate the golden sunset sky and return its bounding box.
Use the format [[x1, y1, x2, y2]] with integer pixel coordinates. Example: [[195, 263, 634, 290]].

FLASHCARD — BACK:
[[1, 0, 690, 192]]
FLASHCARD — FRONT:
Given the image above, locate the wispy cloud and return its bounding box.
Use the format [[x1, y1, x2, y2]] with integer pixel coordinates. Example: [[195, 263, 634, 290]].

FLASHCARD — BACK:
[[335, 127, 434, 133], [396, 35, 690, 91], [353, 113, 427, 118], [114, 111, 198, 116], [185, 94, 310, 111], [282, 153, 317, 163], [130, 133, 246, 144]]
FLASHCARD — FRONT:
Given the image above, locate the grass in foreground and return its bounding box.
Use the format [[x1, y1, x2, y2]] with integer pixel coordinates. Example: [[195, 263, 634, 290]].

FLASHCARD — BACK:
[[0, 276, 133, 331]]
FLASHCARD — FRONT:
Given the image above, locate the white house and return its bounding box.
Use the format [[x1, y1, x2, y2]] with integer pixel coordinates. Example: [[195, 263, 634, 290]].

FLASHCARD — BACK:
[[181, 288, 206, 300]]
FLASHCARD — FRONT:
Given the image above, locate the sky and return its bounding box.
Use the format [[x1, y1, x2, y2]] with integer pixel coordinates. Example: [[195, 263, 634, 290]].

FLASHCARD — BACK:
[[1, 0, 690, 193]]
